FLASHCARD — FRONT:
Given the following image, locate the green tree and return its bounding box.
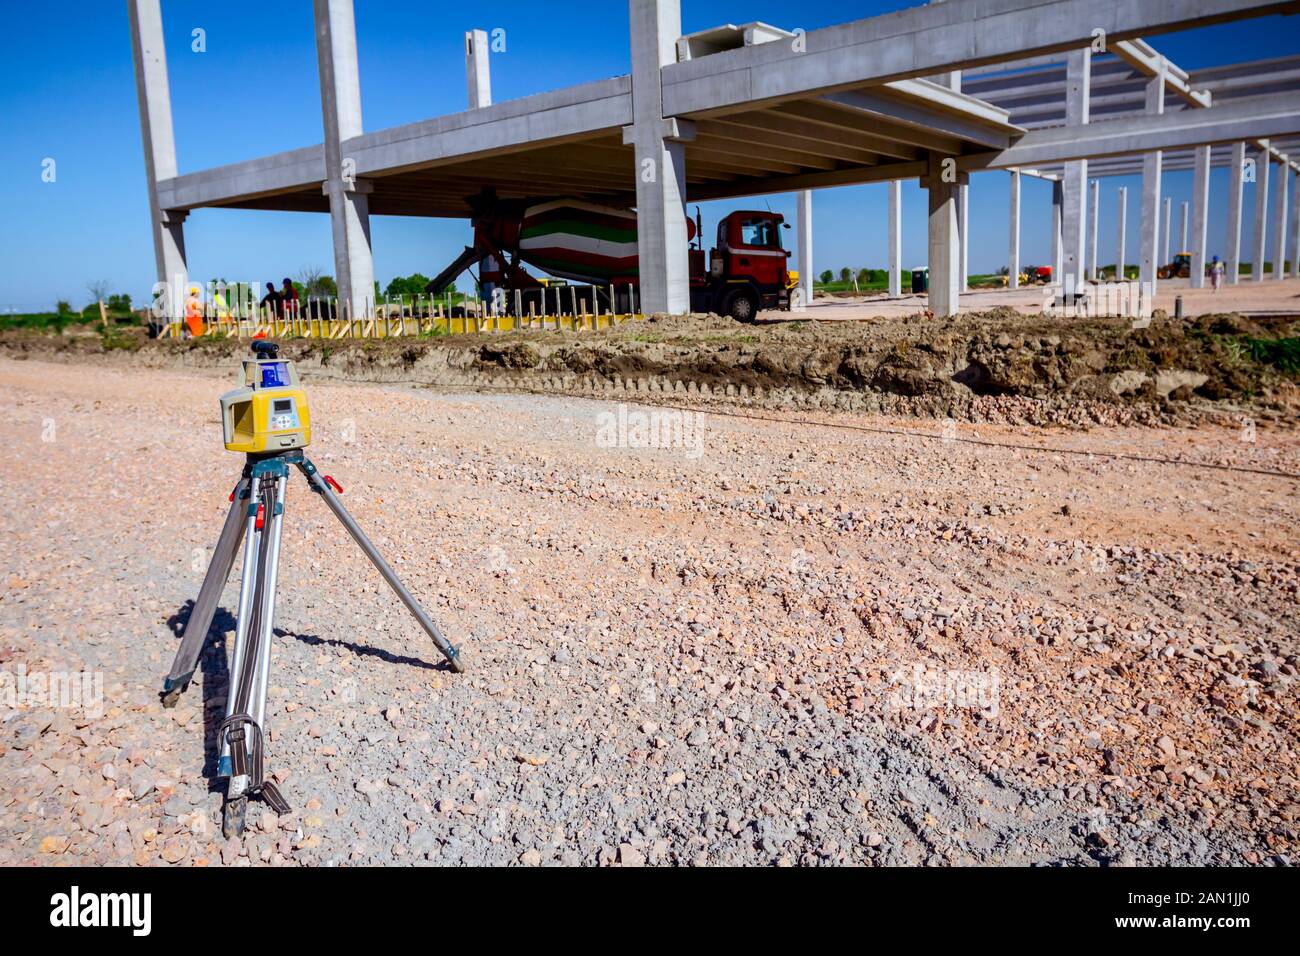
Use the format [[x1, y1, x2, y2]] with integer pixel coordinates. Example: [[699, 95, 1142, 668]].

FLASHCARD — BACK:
[[839, 267, 851, 283], [384, 273, 434, 299], [818, 269, 833, 285]]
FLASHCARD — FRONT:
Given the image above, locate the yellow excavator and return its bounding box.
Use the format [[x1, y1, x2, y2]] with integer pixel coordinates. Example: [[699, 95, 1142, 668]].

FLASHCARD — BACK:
[[1158, 252, 1192, 280]]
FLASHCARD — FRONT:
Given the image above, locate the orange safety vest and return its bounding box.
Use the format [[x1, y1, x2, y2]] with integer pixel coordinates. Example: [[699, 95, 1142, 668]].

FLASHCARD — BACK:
[[185, 294, 205, 336]]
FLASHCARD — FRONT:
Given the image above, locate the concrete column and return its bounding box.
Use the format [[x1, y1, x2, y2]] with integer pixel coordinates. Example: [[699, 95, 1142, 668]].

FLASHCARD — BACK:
[[1061, 48, 1090, 295], [926, 154, 962, 317], [1178, 201, 1189, 252], [888, 180, 902, 297], [128, 0, 186, 319], [1088, 179, 1099, 281], [957, 181, 968, 290], [1226, 141, 1246, 285], [1252, 143, 1270, 281], [1008, 169, 1021, 289], [797, 190, 814, 306], [1116, 186, 1127, 280], [1291, 171, 1300, 279], [624, 0, 691, 315], [1189, 145, 1211, 289], [1051, 179, 1063, 283], [1170, 197, 1180, 265], [465, 29, 491, 109], [1273, 160, 1289, 279], [314, 0, 375, 318], [1139, 59, 1166, 292]]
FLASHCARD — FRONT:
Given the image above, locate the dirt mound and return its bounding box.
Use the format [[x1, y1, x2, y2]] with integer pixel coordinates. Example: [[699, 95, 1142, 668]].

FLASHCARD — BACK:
[[4, 308, 1297, 427]]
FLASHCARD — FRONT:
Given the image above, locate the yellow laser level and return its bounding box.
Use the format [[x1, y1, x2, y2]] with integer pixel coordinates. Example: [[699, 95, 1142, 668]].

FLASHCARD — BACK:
[[220, 341, 312, 453]]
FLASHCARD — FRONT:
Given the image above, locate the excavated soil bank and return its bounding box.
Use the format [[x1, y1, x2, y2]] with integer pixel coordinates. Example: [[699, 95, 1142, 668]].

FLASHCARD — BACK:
[[4, 309, 1297, 429]]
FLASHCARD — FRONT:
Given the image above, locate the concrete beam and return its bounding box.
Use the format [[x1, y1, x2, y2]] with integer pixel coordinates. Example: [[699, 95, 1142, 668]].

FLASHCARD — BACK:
[[797, 190, 813, 306], [1227, 141, 1246, 284], [1253, 142, 1271, 280], [1273, 159, 1290, 278], [659, 0, 1297, 118], [314, 0, 374, 318], [926, 154, 961, 317], [1112, 38, 1213, 108], [127, 0, 186, 318], [1179, 200, 1190, 251], [888, 180, 903, 297], [626, 0, 690, 315], [964, 93, 1300, 170], [465, 29, 491, 109], [1190, 145, 1211, 287], [1008, 169, 1020, 288]]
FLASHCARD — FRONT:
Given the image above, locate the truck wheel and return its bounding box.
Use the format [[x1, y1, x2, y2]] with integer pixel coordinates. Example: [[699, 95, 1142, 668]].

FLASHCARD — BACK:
[[724, 288, 759, 323]]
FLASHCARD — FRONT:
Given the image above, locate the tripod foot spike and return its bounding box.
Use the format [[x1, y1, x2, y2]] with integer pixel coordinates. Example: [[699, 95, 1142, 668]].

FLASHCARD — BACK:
[[222, 796, 248, 839]]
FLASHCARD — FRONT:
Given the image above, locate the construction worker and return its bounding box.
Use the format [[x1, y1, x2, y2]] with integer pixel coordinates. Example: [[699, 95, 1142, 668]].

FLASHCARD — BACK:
[[279, 278, 299, 319], [1210, 255, 1225, 291], [259, 281, 281, 320], [184, 284, 205, 337]]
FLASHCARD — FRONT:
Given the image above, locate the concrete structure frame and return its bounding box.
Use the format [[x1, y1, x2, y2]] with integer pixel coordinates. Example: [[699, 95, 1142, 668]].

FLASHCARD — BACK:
[[128, 0, 1300, 320]]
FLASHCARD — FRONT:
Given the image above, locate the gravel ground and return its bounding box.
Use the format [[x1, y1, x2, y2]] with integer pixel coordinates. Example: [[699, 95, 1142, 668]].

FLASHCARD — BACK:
[[1, 356, 1297, 866]]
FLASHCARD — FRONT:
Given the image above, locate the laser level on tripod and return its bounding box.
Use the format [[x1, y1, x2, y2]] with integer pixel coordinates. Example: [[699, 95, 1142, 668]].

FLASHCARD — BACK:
[[162, 339, 465, 839]]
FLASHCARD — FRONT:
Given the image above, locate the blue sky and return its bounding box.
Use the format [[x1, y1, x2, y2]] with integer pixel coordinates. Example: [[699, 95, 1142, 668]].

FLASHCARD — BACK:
[[0, 1, 1297, 311]]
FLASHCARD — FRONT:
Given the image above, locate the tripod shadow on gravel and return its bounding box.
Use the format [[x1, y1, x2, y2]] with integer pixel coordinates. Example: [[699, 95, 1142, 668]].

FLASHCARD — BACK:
[[167, 600, 236, 792], [275, 627, 453, 672]]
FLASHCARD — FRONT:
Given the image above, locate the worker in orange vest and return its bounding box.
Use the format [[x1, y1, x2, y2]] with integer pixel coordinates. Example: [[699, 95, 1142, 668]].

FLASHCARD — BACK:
[[184, 284, 205, 337]]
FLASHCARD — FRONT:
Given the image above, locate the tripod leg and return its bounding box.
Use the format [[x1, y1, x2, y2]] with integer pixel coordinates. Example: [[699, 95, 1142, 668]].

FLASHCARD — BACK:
[[252, 473, 286, 732], [222, 468, 291, 835], [219, 476, 263, 776], [297, 458, 464, 673], [162, 476, 250, 705]]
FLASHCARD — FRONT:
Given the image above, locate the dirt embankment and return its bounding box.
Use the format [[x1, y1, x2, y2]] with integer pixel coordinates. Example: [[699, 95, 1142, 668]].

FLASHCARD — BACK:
[[3, 309, 1297, 427]]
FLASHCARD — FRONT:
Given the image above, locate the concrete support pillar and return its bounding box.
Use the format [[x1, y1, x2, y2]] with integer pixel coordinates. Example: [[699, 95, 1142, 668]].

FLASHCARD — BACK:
[[957, 181, 968, 290], [888, 180, 902, 298], [1273, 160, 1289, 279], [1291, 172, 1300, 279], [1051, 179, 1063, 283], [1061, 48, 1090, 295], [314, 0, 374, 319], [926, 154, 962, 317], [1116, 186, 1127, 280], [1087, 179, 1099, 281], [1178, 201, 1189, 252], [797, 190, 814, 306], [1139, 59, 1166, 292], [128, 0, 186, 319], [1226, 141, 1246, 285], [1170, 197, 1180, 265], [1252, 143, 1271, 281], [1189, 145, 1211, 288], [465, 29, 491, 109], [625, 0, 691, 315], [1008, 169, 1021, 289]]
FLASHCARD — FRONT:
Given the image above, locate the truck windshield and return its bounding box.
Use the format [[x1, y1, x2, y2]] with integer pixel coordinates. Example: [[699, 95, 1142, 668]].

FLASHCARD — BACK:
[[740, 218, 778, 248]]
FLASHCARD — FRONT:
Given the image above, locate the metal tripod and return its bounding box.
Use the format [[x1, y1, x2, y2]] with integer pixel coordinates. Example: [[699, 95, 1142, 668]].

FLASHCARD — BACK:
[[162, 449, 463, 838]]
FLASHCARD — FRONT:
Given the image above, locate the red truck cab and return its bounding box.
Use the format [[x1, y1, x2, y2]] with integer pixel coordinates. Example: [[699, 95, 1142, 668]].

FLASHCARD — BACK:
[[690, 210, 792, 321]]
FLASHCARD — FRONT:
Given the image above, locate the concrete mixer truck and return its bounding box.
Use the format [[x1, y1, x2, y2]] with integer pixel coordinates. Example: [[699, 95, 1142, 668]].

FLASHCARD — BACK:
[[425, 189, 795, 322]]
